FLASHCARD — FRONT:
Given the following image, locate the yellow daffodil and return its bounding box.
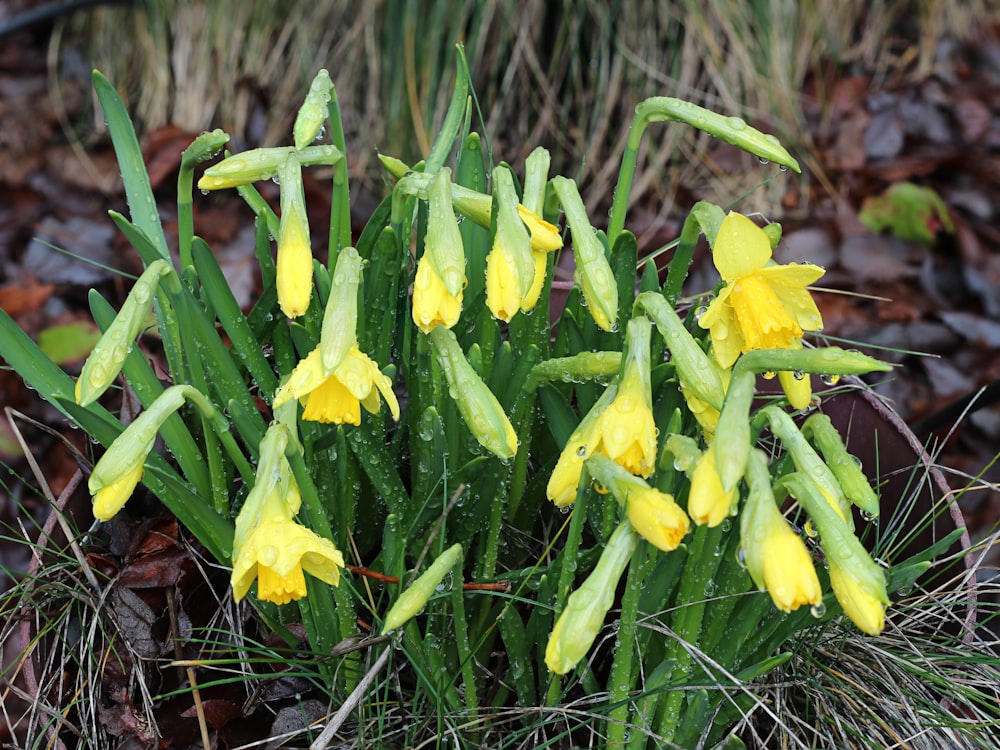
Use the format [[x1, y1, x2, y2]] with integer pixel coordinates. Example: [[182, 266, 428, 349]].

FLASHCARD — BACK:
[[274, 345, 400, 425], [698, 212, 824, 368], [687, 443, 737, 527], [231, 514, 344, 604], [547, 320, 657, 506], [88, 385, 202, 520], [624, 486, 689, 552], [485, 168, 536, 322], [742, 450, 822, 613], [92, 462, 147, 521], [828, 560, 888, 635], [231, 424, 345, 605], [517, 206, 562, 251], [412, 254, 463, 333], [276, 155, 314, 318]]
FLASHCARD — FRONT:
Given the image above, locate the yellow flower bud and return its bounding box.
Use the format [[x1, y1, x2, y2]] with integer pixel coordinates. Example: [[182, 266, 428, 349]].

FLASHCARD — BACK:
[[687, 443, 737, 527], [276, 155, 313, 318]]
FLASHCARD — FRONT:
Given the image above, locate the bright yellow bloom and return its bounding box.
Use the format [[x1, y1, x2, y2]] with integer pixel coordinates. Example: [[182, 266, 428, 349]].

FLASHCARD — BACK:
[[742, 449, 822, 613], [517, 206, 562, 252], [828, 559, 888, 635], [92, 462, 146, 521], [548, 320, 657, 506], [624, 487, 689, 552], [485, 239, 526, 322], [231, 516, 344, 604], [412, 254, 462, 333], [698, 212, 824, 368], [759, 525, 822, 613], [274, 345, 400, 425], [687, 443, 737, 527], [276, 158, 313, 318]]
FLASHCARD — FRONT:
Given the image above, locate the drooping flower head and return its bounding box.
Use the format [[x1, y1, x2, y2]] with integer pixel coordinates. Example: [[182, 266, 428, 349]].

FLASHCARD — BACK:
[[686, 442, 737, 527], [276, 154, 314, 318], [485, 168, 536, 322], [413, 169, 465, 333], [698, 212, 824, 368], [546, 319, 658, 507], [741, 450, 822, 613], [274, 345, 400, 425], [231, 425, 344, 605]]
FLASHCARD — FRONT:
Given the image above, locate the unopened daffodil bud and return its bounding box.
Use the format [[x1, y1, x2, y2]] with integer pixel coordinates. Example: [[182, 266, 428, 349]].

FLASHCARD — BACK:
[[545, 520, 640, 674], [424, 168, 466, 298], [712, 369, 756, 492], [428, 326, 517, 459], [486, 167, 536, 321], [381, 543, 463, 634], [293, 69, 332, 150], [778, 471, 888, 634], [586, 454, 690, 552], [547, 384, 617, 507], [89, 385, 213, 520], [524, 351, 621, 392], [758, 405, 850, 523], [197, 145, 342, 191], [686, 442, 738, 527], [276, 154, 313, 318], [637, 293, 726, 410], [521, 147, 551, 215], [321, 246, 363, 372], [552, 176, 617, 332], [518, 147, 561, 306], [180, 129, 230, 170], [76, 259, 173, 406], [741, 450, 822, 613], [802, 413, 880, 518]]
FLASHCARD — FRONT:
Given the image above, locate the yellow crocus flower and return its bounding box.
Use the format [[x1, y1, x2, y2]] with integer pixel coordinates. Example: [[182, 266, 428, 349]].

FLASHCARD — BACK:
[[698, 212, 824, 368]]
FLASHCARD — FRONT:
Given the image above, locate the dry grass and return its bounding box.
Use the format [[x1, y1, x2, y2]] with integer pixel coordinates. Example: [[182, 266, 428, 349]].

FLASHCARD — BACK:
[[61, 0, 1000, 228]]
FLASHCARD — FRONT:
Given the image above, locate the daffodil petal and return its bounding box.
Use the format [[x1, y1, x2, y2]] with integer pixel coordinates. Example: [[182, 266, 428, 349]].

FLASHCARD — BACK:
[[712, 212, 772, 279]]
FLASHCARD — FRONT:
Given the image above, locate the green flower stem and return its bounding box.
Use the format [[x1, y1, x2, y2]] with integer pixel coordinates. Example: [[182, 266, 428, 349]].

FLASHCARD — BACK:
[[285, 445, 357, 690], [657, 522, 725, 742], [326, 86, 352, 267], [606, 542, 655, 747], [178, 129, 230, 271], [608, 96, 798, 250], [449, 551, 480, 719], [178, 386, 255, 491], [545, 486, 591, 707]]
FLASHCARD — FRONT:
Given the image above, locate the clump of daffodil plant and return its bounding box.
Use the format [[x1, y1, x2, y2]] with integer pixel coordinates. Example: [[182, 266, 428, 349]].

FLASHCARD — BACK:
[[1, 51, 964, 748]]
